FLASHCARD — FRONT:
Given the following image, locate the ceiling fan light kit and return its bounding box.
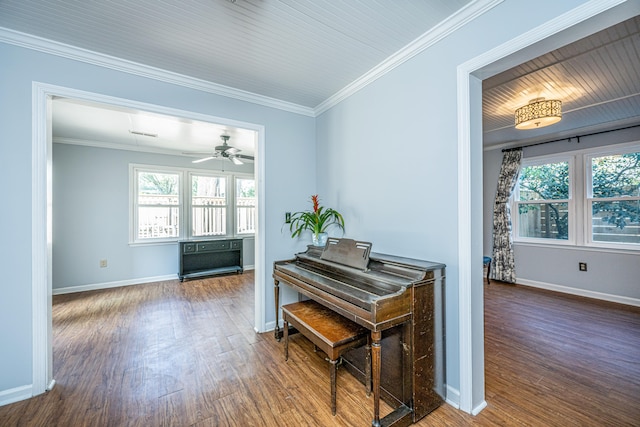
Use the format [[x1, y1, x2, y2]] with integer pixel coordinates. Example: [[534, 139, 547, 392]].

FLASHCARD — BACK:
[[514, 97, 562, 130]]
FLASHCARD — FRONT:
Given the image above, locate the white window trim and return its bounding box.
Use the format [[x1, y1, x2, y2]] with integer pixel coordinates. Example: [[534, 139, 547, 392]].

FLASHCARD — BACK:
[[512, 154, 576, 246], [130, 165, 184, 245], [234, 173, 257, 236], [129, 163, 255, 245], [511, 141, 640, 252], [188, 171, 230, 238], [583, 141, 640, 251]]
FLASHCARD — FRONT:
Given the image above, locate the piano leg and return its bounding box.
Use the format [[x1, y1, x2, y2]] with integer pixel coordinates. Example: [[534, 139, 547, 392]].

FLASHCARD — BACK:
[[371, 330, 382, 427], [274, 279, 281, 341], [365, 334, 372, 396], [283, 318, 289, 360]]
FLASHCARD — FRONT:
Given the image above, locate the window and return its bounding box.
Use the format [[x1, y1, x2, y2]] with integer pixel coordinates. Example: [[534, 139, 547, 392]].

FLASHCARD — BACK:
[[131, 165, 254, 243], [236, 177, 256, 234], [191, 174, 227, 237], [514, 157, 572, 242], [511, 142, 640, 250], [134, 169, 181, 240], [587, 149, 640, 246]]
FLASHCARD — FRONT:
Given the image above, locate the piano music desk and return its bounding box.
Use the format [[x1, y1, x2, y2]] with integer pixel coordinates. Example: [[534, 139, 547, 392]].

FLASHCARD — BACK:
[[282, 300, 371, 416]]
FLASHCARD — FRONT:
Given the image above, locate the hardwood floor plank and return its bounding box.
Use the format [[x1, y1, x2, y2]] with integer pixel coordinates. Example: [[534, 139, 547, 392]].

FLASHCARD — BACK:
[[1, 272, 638, 426]]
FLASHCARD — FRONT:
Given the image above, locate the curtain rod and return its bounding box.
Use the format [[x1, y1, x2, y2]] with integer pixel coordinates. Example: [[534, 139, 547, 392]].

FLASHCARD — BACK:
[[502, 123, 640, 152]]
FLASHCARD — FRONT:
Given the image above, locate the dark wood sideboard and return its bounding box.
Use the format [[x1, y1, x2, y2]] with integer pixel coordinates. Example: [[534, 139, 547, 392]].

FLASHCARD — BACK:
[[178, 238, 243, 281]]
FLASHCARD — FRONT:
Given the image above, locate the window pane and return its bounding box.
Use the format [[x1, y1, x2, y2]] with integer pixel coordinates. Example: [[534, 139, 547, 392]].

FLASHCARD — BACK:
[[592, 201, 640, 244], [192, 175, 226, 236], [192, 207, 226, 236], [136, 171, 179, 239], [138, 207, 179, 239], [192, 175, 226, 205], [518, 162, 569, 201], [518, 202, 569, 240], [236, 178, 256, 234], [591, 152, 640, 198], [138, 172, 179, 204]]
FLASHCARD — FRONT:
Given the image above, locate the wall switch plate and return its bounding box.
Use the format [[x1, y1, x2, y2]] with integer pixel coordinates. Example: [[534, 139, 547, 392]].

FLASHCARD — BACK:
[[100, 259, 108, 268], [579, 262, 587, 271]]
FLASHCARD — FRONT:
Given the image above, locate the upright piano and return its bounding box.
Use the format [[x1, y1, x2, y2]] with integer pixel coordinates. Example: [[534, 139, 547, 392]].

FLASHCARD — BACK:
[[273, 238, 445, 427]]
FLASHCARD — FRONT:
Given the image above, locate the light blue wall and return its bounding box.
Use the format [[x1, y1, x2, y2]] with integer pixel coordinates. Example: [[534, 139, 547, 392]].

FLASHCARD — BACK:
[[52, 143, 256, 290], [483, 127, 640, 300], [1, 0, 627, 409], [315, 0, 595, 401], [0, 42, 314, 393]]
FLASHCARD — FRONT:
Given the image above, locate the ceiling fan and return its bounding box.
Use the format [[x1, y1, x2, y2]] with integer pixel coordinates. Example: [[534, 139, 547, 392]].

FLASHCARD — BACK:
[[189, 135, 254, 165]]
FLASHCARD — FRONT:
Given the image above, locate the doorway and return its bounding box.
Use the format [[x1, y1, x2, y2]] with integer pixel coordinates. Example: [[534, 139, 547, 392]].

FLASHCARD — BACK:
[[457, 0, 636, 414], [32, 84, 266, 393]]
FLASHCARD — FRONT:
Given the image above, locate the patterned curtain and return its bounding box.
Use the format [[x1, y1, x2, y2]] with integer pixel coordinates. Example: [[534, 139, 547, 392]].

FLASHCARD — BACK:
[[491, 148, 522, 283]]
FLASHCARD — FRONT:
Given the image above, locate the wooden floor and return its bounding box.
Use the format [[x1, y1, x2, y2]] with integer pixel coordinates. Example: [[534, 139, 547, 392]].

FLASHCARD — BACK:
[[1, 272, 639, 426]]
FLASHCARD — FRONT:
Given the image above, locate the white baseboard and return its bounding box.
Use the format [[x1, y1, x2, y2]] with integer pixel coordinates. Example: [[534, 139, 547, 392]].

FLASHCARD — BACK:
[[0, 384, 32, 407], [53, 274, 177, 295], [472, 399, 487, 415], [445, 384, 460, 408], [264, 320, 277, 332], [517, 278, 640, 307], [54, 268, 256, 295]]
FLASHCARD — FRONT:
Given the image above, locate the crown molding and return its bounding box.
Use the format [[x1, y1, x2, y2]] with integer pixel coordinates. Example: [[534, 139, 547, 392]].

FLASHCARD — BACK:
[[313, 0, 503, 115], [0, 27, 315, 117], [2, 0, 501, 119]]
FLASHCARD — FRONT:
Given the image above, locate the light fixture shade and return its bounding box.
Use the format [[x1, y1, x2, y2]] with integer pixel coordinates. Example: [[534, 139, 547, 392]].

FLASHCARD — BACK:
[[514, 98, 562, 130]]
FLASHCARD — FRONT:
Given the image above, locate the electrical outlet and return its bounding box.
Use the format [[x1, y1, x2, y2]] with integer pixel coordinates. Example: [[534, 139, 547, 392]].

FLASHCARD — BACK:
[[579, 262, 587, 272], [100, 259, 108, 268], [285, 212, 291, 223]]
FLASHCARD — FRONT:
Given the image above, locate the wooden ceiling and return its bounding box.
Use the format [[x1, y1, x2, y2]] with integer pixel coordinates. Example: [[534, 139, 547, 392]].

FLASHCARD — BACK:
[[0, 2, 638, 151], [483, 15, 640, 148], [0, 0, 472, 108]]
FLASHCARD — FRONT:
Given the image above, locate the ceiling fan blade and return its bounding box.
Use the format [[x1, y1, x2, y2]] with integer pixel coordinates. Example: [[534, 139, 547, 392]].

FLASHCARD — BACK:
[[230, 156, 243, 165], [192, 156, 215, 164], [235, 154, 254, 161], [225, 147, 240, 155]]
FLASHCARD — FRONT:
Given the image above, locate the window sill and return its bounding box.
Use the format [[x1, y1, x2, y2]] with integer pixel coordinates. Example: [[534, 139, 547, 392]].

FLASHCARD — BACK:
[[513, 241, 639, 255]]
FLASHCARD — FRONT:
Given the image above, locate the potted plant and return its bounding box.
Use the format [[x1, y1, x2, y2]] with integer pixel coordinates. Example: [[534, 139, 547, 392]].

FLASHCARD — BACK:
[[288, 194, 345, 246]]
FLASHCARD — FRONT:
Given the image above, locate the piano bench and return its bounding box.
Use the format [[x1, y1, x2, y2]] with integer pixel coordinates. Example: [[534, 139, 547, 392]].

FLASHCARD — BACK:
[[281, 300, 370, 416]]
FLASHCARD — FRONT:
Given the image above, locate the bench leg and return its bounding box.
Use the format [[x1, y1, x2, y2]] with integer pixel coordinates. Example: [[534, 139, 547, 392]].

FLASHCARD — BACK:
[[284, 319, 289, 361], [330, 358, 338, 416]]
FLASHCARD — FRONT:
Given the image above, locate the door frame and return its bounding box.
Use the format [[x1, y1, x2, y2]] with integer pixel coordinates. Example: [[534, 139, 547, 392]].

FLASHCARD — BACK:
[[31, 83, 266, 393], [456, 0, 634, 414]]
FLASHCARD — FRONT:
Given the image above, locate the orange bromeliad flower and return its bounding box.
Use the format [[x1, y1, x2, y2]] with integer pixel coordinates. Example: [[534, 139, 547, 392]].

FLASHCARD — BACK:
[[287, 194, 345, 241]]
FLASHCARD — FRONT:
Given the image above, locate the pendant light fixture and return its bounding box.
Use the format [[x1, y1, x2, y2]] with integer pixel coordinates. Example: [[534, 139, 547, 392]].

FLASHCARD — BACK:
[[514, 97, 562, 130]]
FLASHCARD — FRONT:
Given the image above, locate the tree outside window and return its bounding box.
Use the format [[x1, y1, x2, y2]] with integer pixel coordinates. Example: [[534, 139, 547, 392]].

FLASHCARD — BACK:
[[516, 160, 570, 240], [513, 145, 640, 248], [589, 152, 640, 244]]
